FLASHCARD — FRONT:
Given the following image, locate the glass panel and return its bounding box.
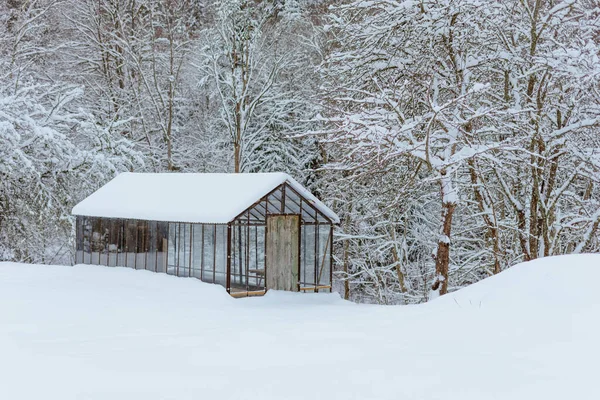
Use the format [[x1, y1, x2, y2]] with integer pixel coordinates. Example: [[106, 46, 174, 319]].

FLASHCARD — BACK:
[[146, 221, 156, 272], [107, 219, 118, 267], [99, 218, 109, 266], [215, 225, 227, 286], [230, 224, 248, 290], [202, 224, 215, 283], [252, 183, 328, 223], [230, 225, 237, 286], [317, 214, 331, 224], [234, 201, 267, 225], [317, 225, 331, 287], [125, 220, 137, 268], [248, 209, 264, 222], [90, 218, 98, 265], [246, 225, 265, 290], [115, 220, 125, 267], [178, 223, 184, 276], [167, 223, 178, 275], [300, 224, 316, 288], [156, 222, 168, 273], [252, 202, 267, 220], [75, 216, 83, 264], [177, 223, 191, 277], [90, 218, 103, 265], [300, 203, 317, 223], [186, 223, 193, 277], [135, 220, 147, 270], [267, 187, 283, 213], [83, 217, 92, 264], [284, 188, 302, 214], [192, 225, 203, 279]]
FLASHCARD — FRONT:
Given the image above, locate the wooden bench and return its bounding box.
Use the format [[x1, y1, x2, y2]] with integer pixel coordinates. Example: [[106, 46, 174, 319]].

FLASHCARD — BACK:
[[229, 290, 266, 298], [299, 285, 331, 292]]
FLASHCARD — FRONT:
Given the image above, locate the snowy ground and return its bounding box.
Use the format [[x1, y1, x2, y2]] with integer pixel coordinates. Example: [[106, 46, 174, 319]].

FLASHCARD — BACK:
[[1, 254, 599, 400]]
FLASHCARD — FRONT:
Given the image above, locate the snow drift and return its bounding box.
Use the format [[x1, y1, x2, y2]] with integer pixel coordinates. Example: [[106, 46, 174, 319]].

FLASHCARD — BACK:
[[1, 254, 599, 400], [442, 253, 599, 309]]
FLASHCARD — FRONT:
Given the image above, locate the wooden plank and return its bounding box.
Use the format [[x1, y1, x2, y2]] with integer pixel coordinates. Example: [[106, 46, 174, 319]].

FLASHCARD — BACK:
[[266, 215, 300, 292], [248, 268, 265, 276], [299, 285, 332, 291], [229, 290, 266, 298]]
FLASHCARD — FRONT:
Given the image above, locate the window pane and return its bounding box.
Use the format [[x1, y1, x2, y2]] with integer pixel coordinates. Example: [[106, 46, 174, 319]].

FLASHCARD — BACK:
[[75, 216, 83, 264], [82, 217, 91, 264], [146, 221, 156, 272], [91, 218, 104, 265], [202, 225, 215, 283], [318, 226, 332, 286], [107, 219, 118, 267], [177, 224, 191, 277], [215, 225, 227, 286], [156, 222, 168, 273], [300, 203, 317, 223], [284, 188, 302, 214], [301, 224, 316, 288], [167, 223, 178, 275], [125, 220, 137, 268], [136, 220, 148, 270], [230, 224, 247, 289], [99, 219, 109, 266], [192, 225, 203, 279], [267, 187, 283, 213], [247, 225, 265, 290], [115, 220, 125, 267]]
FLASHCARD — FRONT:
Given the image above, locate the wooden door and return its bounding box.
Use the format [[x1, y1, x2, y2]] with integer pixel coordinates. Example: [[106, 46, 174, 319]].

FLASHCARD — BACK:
[[266, 215, 300, 291]]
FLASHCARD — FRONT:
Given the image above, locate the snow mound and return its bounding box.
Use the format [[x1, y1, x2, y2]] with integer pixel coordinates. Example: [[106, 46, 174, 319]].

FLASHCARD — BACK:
[[441, 254, 600, 309]]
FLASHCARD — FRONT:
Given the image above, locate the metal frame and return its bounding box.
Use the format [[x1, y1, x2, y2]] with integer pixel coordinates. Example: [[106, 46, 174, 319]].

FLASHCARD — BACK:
[[74, 181, 335, 297]]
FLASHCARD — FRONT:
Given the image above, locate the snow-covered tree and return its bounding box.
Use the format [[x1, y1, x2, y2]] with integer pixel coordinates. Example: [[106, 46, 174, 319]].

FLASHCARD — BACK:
[[65, 0, 204, 171], [0, 81, 140, 263], [321, 0, 600, 302], [0, 0, 140, 263], [197, 0, 320, 178]]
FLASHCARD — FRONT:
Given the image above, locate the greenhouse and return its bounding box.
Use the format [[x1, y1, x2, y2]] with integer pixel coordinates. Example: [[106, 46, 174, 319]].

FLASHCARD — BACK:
[[72, 172, 339, 297]]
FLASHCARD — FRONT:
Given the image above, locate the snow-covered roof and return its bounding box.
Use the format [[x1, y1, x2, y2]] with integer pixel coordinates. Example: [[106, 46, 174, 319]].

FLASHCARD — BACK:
[[72, 172, 339, 224]]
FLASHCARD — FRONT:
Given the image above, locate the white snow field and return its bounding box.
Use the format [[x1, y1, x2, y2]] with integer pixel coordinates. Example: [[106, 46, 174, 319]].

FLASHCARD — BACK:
[[1, 254, 599, 400]]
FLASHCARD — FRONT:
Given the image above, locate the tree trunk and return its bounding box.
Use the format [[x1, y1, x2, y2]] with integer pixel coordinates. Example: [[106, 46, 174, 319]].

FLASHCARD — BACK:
[[233, 141, 241, 173], [166, 86, 174, 170], [468, 160, 501, 274], [342, 212, 351, 300], [390, 228, 407, 293], [433, 200, 455, 295], [432, 173, 456, 296]]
